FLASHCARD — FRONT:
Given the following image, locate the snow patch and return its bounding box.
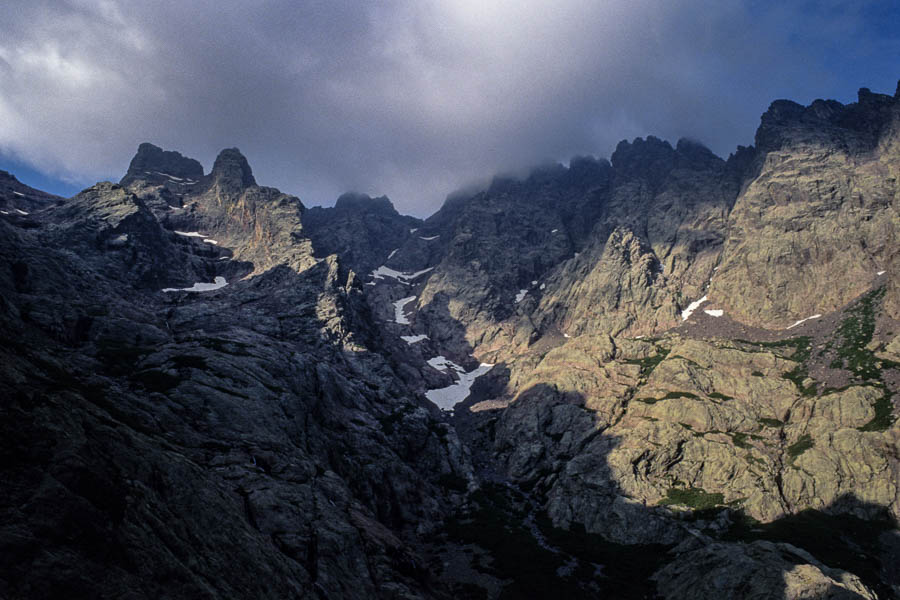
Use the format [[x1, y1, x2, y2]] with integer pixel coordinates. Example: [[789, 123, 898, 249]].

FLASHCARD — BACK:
[[427, 356, 460, 372], [401, 334, 429, 345], [410, 228, 418, 234], [704, 309, 724, 317], [419, 235, 439, 241], [539, 283, 546, 290], [426, 363, 494, 411], [12, 191, 25, 197], [162, 276, 227, 293], [153, 171, 184, 182], [371, 265, 434, 284], [515, 289, 528, 303], [786, 314, 822, 330], [14, 209, 28, 215], [0, 210, 8, 215], [387, 248, 399, 260], [563, 333, 570, 338], [203, 239, 218, 245], [174, 230, 205, 238], [877, 270, 886, 276], [393, 296, 416, 324], [681, 296, 708, 321], [531, 280, 538, 286]]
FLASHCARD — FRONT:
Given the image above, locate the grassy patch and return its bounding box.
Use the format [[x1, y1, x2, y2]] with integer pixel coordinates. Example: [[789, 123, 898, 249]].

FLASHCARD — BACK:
[[786, 434, 814, 460], [658, 487, 724, 511], [731, 432, 751, 448], [758, 418, 784, 428], [708, 392, 734, 401], [830, 288, 883, 380], [858, 392, 895, 432], [663, 391, 699, 400], [634, 397, 660, 404], [624, 347, 670, 378]]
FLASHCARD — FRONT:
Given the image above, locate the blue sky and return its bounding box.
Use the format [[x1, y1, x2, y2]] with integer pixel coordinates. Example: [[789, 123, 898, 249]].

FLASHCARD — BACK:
[[1, 0, 898, 215]]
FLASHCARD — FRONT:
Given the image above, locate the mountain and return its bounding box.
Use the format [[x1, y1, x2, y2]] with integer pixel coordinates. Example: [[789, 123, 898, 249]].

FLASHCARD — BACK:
[[1, 82, 899, 599]]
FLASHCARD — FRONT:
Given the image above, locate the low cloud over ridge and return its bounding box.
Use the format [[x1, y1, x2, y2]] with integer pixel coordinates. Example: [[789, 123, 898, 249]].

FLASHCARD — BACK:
[[1, 0, 898, 215]]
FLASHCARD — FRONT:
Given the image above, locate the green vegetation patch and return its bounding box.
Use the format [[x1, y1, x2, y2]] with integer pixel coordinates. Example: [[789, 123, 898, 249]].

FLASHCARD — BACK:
[[858, 392, 895, 432], [758, 418, 784, 428], [738, 337, 818, 395], [786, 434, 814, 459], [663, 391, 699, 400], [708, 392, 734, 401], [731, 432, 751, 448], [659, 487, 724, 511], [830, 288, 883, 380], [624, 347, 670, 378]]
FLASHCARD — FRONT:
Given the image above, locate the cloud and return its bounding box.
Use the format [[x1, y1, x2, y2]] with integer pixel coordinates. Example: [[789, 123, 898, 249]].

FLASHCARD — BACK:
[[0, 0, 897, 215]]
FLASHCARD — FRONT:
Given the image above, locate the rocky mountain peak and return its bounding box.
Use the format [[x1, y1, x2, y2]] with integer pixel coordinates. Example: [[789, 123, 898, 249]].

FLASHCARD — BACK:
[[210, 147, 256, 189], [120, 142, 204, 186], [755, 84, 900, 153], [333, 192, 398, 215], [610, 135, 677, 181], [674, 137, 720, 165]]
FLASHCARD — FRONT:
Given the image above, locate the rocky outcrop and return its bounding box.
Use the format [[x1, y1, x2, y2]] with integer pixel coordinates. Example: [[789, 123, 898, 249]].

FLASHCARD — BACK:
[[535, 227, 679, 338], [405, 135, 739, 365], [303, 193, 422, 277], [0, 170, 60, 214], [653, 540, 878, 599], [710, 88, 900, 328], [119, 142, 204, 187]]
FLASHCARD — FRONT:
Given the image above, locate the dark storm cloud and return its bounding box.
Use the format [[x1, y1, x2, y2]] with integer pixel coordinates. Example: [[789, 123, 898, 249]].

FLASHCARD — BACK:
[[0, 0, 897, 215]]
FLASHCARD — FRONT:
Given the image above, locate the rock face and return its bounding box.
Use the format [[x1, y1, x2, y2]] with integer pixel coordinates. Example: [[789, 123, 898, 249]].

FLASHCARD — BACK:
[[710, 88, 900, 328], [0, 152, 470, 600], [119, 142, 204, 187], [303, 193, 422, 278], [0, 170, 60, 214], [653, 540, 878, 600], [2, 81, 899, 600]]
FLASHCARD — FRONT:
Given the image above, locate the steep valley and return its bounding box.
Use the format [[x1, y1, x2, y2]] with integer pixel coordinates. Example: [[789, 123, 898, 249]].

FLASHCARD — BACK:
[[1, 83, 899, 599]]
